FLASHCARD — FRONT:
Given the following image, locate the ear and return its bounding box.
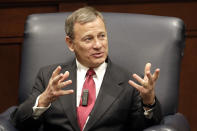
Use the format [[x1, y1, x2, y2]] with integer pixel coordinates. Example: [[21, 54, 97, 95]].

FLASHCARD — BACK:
[[65, 36, 74, 52]]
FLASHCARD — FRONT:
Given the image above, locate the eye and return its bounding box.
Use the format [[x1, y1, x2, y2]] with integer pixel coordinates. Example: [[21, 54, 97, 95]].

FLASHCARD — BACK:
[[86, 37, 92, 41], [83, 36, 93, 43], [98, 32, 106, 39]]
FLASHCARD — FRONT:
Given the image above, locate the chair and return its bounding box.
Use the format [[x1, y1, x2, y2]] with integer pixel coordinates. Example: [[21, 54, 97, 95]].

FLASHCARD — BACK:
[[0, 12, 190, 131]]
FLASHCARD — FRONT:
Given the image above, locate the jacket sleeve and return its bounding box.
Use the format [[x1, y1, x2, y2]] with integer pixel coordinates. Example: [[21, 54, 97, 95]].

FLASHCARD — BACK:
[[10, 68, 49, 131], [126, 88, 162, 131]]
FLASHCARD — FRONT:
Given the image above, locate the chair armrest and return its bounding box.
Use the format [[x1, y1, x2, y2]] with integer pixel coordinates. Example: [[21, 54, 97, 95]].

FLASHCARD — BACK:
[[144, 125, 178, 131], [144, 113, 190, 131], [162, 113, 190, 131], [0, 106, 18, 131]]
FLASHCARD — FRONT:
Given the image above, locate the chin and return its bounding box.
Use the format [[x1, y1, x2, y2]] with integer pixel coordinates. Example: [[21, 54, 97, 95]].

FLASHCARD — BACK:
[[91, 59, 106, 68]]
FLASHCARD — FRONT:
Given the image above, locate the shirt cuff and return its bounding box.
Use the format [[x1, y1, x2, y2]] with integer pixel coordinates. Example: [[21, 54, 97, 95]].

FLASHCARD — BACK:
[[32, 95, 51, 119]]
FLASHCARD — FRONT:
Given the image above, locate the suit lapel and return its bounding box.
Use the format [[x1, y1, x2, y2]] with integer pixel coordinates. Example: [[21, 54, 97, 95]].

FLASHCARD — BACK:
[[84, 60, 125, 131], [58, 60, 80, 131]]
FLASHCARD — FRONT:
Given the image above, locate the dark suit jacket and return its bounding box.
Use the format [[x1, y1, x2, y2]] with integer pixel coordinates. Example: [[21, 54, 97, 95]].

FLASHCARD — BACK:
[[11, 58, 162, 131]]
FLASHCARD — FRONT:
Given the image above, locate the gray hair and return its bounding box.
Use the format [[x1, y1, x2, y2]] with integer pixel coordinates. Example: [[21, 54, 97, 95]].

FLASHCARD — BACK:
[[65, 6, 104, 39]]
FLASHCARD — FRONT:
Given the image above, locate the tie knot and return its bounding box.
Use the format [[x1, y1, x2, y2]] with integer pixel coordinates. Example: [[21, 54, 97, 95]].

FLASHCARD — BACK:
[[86, 69, 95, 77]]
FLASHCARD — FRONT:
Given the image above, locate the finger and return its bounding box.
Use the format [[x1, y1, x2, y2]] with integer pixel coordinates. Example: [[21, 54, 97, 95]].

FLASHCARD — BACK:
[[51, 89, 74, 98], [57, 89, 74, 96], [132, 74, 144, 86], [59, 71, 70, 83], [51, 66, 61, 79], [128, 80, 144, 93], [146, 71, 153, 85], [144, 63, 151, 76], [153, 68, 160, 81], [58, 80, 72, 89], [52, 73, 64, 85]]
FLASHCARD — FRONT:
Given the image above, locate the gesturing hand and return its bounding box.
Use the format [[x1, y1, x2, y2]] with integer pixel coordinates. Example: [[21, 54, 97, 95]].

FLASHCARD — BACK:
[[128, 63, 160, 105], [38, 66, 74, 107]]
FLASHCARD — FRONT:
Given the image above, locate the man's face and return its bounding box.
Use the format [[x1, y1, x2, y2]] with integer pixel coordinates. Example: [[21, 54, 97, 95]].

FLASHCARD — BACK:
[[67, 17, 108, 68]]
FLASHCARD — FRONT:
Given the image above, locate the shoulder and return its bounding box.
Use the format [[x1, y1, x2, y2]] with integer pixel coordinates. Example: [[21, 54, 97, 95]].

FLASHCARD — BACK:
[[109, 61, 131, 81], [108, 59, 140, 91], [37, 60, 74, 79]]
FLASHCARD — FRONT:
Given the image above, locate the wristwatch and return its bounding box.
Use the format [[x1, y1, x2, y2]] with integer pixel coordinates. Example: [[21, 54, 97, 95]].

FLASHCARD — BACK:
[[142, 99, 156, 119], [144, 108, 154, 119]]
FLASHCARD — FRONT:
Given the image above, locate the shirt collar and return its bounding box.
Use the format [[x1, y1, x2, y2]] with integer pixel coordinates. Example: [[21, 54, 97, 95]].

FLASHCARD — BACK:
[[76, 59, 107, 80]]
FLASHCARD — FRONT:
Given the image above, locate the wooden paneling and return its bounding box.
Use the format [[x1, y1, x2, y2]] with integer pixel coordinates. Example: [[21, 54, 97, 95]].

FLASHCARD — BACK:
[[179, 37, 197, 131], [0, 6, 58, 37], [59, 2, 87, 12], [0, 44, 21, 113], [86, 0, 197, 4], [0, 38, 23, 44], [0, 0, 196, 4], [0, 3, 58, 113], [0, 0, 79, 3]]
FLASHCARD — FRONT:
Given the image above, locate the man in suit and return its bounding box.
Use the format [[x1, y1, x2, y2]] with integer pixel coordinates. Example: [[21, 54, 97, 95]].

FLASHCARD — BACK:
[[11, 6, 162, 131]]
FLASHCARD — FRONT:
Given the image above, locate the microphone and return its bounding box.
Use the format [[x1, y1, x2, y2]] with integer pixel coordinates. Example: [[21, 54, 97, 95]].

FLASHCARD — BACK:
[[82, 89, 89, 106]]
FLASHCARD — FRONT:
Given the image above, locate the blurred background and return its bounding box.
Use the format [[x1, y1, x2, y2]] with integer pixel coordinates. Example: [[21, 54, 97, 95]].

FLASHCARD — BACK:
[[0, 0, 196, 130]]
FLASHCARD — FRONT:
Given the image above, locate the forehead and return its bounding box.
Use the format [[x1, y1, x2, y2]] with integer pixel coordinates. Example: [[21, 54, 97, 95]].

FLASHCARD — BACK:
[[73, 17, 106, 36]]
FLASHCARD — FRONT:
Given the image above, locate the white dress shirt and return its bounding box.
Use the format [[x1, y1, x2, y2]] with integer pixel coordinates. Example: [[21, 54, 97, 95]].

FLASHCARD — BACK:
[[76, 60, 107, 107]]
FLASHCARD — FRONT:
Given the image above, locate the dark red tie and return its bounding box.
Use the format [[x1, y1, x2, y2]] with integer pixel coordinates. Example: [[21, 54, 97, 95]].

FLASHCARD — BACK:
[[77, 69, 96, 131]]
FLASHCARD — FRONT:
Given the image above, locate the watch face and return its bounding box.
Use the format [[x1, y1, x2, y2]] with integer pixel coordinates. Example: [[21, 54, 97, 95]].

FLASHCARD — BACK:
[[144, 108, 153, 119]]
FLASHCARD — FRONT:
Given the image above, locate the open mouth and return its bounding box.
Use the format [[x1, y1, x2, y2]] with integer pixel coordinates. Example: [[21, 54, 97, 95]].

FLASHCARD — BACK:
[[92, 52, 104, 58]]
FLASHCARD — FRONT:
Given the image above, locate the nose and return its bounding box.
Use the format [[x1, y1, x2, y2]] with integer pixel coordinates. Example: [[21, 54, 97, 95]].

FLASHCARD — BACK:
[[93, 38, 102, 49]]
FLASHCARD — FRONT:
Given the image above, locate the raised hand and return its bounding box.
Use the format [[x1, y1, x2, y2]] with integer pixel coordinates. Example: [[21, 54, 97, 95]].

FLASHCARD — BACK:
[[128, 63, 160, 105], [38, 66, 74, 107]]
